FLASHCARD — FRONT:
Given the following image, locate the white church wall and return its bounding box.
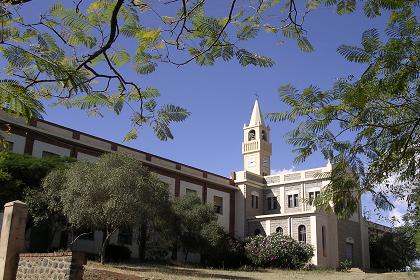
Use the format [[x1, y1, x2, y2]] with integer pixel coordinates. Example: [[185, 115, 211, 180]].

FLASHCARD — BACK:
[[207, 188, 230, 231], [155, 174, 176, 198], [32, 140, 71, 158], [180, 181, 202, 201], [71, 231, 103, 255], [77, 152, 98, 162], [234, 184, 246, 238], [0, 132, 26, 154], [310, 215, 318, 266]]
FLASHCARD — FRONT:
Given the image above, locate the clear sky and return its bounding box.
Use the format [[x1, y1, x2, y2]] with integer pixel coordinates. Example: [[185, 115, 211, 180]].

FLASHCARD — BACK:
[[16, 1, 404, 225]]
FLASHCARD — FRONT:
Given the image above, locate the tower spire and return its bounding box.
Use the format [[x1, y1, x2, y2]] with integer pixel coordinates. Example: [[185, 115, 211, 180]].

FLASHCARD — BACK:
[[243, 99, 272, 176], [249, 99, 265, 127]]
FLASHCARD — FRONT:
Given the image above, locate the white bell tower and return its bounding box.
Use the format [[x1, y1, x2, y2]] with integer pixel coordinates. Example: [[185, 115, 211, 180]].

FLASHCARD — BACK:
[[242, 100, 272, 176]]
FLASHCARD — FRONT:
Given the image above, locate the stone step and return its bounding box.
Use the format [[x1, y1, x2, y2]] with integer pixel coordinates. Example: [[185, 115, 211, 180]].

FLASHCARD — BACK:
[[349, 268, 365, 273]]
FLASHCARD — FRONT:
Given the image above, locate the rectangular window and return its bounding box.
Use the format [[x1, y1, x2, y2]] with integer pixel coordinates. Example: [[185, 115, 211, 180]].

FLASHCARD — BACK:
[[42, 151, 60, 158], [251, 195, 259, 209], [273, 197, 278, 209], [118, 226, 133, 245], [267, 197, 272, 210], [186, 188, 197, 196], [293, 194, 299, 207], [322, 226, 327, 257], [214, 196, 223, 214], [309, 192, 315, 205], [288, 195, 293, 208], [315, 191, 320, 198]]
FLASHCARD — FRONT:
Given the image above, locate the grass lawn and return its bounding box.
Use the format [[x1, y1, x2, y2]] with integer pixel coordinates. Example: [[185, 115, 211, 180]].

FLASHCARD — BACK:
[[84, 262, 420, 280]]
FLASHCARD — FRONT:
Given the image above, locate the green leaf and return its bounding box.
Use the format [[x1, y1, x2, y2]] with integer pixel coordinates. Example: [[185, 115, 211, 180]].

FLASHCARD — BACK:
[[109, 49, 131, 66], [235, 49, 274, 67], [337, 45, 370, 63], [297, 37, 314, 52], [236, 25, 259, 40], [361, 29, 380, 53], [123, 128, 138, 142], [135, 62, 157, 75], [336, 0, 356, 15]]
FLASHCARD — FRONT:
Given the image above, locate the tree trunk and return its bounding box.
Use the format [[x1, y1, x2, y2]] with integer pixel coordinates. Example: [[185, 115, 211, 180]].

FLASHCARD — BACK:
[[100, 228, 116, 264], [171, 242, 178, 261], [138, 223, 148, 262], [184, 249, 189, 263]]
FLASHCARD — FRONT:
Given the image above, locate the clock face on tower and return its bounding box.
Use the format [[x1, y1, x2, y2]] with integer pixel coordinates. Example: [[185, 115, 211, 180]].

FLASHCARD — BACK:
[[248, 157, 256, 167]]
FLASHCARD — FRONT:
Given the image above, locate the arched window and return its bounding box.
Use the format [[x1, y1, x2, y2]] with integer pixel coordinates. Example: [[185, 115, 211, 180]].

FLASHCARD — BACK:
[[248, 130, 256, 141], [254, 228, 261, 236], [298, 225, 306, 242], [262, 130, 267, 141], [276, 227, 283, 234]]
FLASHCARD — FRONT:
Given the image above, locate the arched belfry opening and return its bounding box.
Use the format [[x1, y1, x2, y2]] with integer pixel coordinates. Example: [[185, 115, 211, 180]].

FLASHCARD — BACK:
[[262, 130, 267, 141], [248, 130, 256, 141]]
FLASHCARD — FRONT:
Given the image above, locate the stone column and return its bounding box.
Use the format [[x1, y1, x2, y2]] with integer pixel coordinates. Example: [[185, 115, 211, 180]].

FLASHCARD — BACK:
[[0, 201, 28, 280]]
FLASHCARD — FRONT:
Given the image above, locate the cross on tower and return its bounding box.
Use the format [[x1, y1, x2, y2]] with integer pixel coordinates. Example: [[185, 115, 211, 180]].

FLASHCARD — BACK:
[[254, 92, 259, 100]]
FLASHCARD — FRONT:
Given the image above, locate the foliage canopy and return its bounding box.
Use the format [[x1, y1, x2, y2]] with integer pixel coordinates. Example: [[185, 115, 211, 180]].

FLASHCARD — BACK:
[[32, 152, 170, 263], [268, 1, 419, 218], [2, 0, 408, 141]]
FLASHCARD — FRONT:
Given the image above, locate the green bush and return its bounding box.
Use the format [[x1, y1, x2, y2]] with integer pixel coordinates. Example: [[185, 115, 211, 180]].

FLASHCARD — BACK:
[[338, 259, 352, 272], [244, 233, 314, 269], [204, 232, 247, 268]]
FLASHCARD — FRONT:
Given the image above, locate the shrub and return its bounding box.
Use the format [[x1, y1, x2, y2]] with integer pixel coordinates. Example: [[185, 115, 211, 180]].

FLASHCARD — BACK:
[[204, 233, 247, 268], [105, 244, 131, 262], [244, 233, 314, 269], [338, 259, 352, 272]]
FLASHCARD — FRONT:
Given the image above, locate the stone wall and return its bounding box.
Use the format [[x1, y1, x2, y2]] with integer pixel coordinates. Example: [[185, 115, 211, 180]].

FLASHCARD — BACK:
[[15, 252, 86, 280]]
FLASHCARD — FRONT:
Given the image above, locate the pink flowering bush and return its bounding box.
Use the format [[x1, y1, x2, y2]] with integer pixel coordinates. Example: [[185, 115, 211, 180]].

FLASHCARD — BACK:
[[244, 233, 314, 268]]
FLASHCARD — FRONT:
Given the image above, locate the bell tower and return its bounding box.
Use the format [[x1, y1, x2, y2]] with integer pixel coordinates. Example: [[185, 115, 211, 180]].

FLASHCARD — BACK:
[[242, 100, 272, 176]]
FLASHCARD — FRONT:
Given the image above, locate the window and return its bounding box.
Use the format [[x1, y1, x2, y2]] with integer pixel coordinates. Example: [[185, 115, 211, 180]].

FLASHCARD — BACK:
[[251, 195, 259, 209], [186, 188, 197, 196], [248, 130, 256, 141], [276, 227, 283, 234], [322, 226, 327, 257], [298, 225, 306, 242], [267, 197, 272, 210], [288, 194, 299, 208], [267, 197, 278, 210], [261, 130, 267, 141], [214, 196, 223, 214], [309, 191, 321, 205], [293, 194, 299, 207], [254, 228, 261, 236], [118, 226, 133, 245], [0, 141, 13, 151], [309, 192, 315, 205], [42, 151, 60, 158]]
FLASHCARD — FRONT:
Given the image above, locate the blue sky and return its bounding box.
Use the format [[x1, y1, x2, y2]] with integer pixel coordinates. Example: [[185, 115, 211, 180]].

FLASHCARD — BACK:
[[16, 1, 404, 225]]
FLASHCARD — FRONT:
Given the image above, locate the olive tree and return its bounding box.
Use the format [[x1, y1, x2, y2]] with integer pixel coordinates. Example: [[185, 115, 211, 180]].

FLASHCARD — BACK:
[[39, 152, 170, 264]]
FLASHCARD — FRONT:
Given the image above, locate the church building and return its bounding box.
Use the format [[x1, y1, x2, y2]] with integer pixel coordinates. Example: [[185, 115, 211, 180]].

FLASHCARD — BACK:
[[0, 100, 370, 268]]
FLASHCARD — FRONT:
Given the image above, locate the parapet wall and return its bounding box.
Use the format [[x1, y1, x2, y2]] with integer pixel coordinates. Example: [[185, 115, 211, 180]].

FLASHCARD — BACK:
[[15, 252, 86, 280]]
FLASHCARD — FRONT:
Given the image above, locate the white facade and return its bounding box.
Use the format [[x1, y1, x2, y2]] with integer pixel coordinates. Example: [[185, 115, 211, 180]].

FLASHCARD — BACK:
[[234, 100, 370, 269]]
